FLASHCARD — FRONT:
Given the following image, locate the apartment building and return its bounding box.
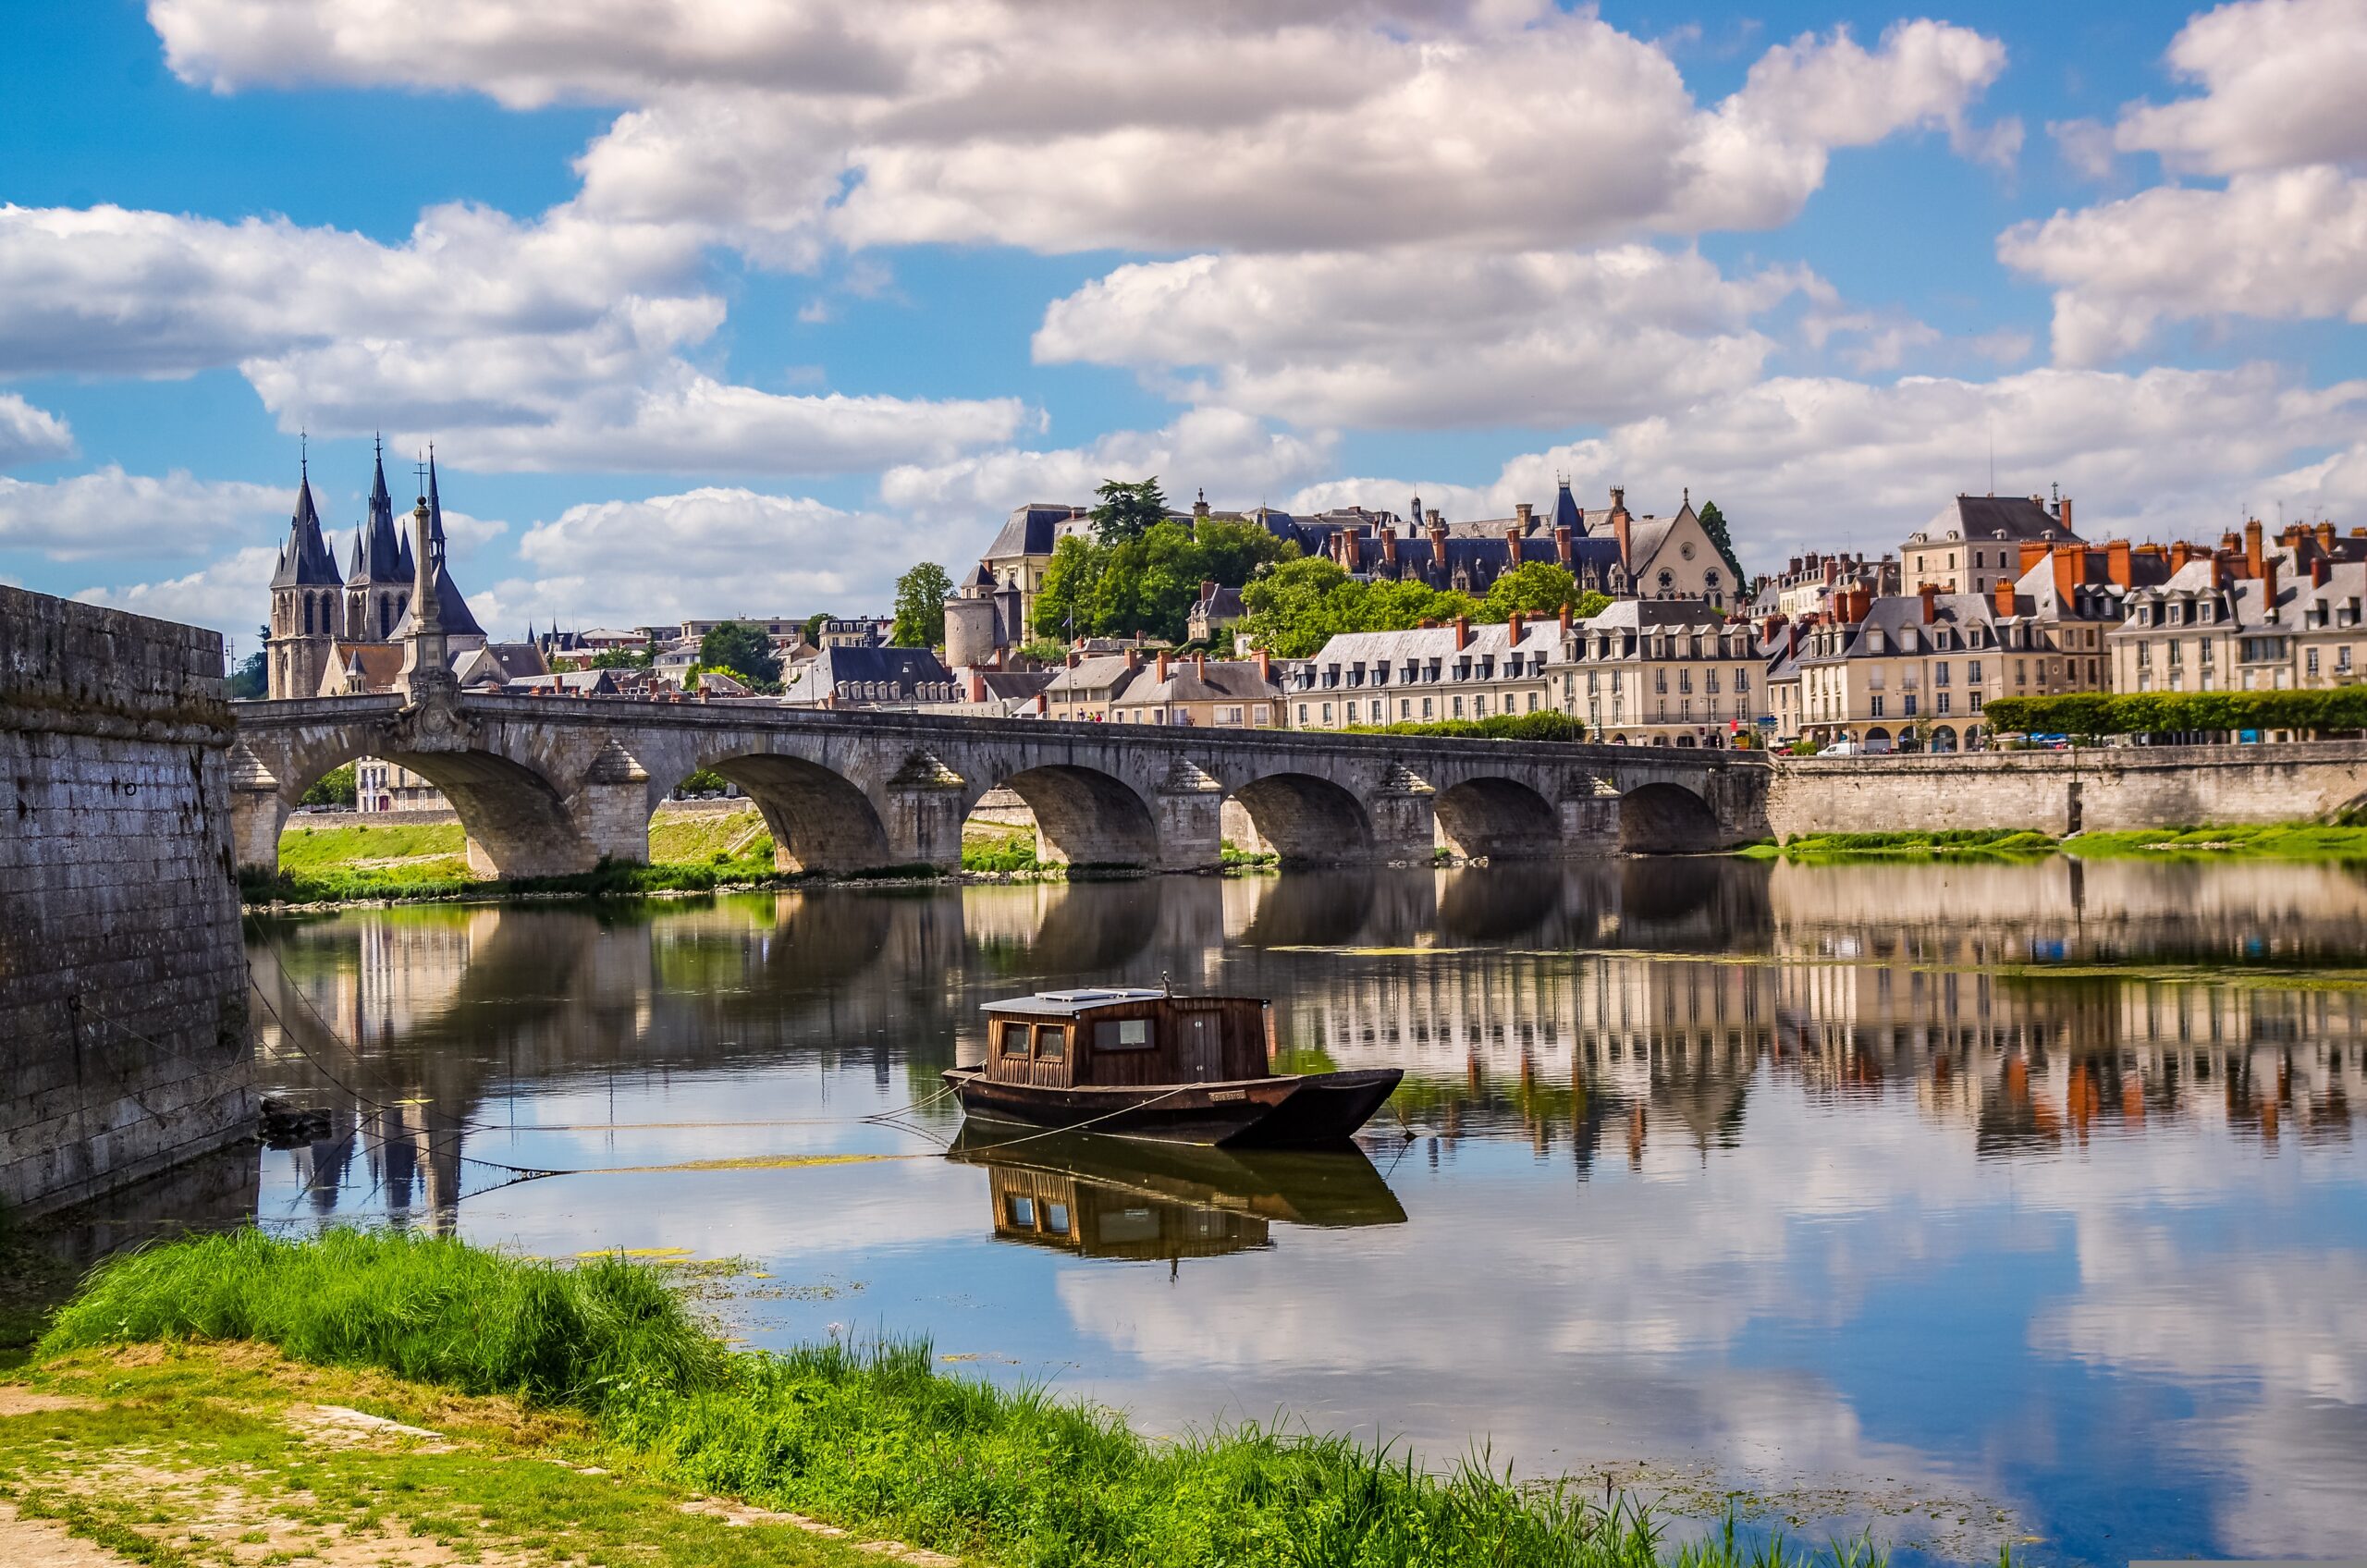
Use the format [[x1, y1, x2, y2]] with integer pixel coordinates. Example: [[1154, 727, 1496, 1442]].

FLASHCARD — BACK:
[[1288, 615, 1563, 730], [1035, 648, 1283, 726], [2112, 522, 2367, 694], [1901, 493, 2082, 595], [1560, 599, 1762, 747], [1777, 586, 2005, 753]]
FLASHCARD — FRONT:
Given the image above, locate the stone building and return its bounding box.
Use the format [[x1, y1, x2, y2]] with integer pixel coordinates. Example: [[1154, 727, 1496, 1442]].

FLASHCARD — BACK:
[[1776, 586, 2002, 753], [1562, 599, 1762, 748], [1288, 615, 1564, 730], [779, 645, 959, 708], [1331, 484, 1737, 609], [1900, 492, 2083, 595], [1108, 653, 1285, 728], [1755, 551, 1901, 619], [2110, 521, 2367, 695]]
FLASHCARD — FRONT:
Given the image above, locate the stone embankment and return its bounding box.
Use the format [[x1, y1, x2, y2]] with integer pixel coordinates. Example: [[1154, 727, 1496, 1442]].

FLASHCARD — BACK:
[[0, 585, 251, 1216]]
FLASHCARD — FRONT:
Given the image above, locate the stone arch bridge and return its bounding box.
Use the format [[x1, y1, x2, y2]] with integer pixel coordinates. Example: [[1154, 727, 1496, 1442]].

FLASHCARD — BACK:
[[229, 692, 1771, 877]]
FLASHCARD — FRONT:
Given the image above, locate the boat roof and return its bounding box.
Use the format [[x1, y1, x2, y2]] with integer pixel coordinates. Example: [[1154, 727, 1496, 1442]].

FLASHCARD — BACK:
[[983, 987, 1171, 1018]]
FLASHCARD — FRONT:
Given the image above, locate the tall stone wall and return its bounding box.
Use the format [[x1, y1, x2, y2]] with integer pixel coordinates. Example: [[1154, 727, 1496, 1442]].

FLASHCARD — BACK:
[[1, 584, 251, 1217], [1765, 741, 2367, 839]]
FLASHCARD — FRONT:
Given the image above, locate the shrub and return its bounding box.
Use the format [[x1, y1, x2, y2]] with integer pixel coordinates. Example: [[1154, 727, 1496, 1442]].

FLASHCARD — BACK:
[[1986, 689, 2367, 738], [1340, 711, 1588, 742]]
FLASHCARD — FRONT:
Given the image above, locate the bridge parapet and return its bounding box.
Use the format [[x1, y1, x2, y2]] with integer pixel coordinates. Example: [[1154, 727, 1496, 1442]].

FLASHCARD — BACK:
[[230, 692, 1769, 876]]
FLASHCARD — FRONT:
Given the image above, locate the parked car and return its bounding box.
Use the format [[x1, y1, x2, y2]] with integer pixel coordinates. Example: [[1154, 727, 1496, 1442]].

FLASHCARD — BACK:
[[1820, 740, 1863, 756]]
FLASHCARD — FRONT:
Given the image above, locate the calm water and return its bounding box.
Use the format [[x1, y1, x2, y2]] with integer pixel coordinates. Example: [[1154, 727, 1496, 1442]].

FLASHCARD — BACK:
[[241, 861, 2367, 1564]]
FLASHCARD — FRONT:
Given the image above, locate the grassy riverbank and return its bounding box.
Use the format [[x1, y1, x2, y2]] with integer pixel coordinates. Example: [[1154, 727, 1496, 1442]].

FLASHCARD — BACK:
[[1746, 829, 2059, 861], [1742, 823, 2367, 863], [18, 1229, 1887, 1568]]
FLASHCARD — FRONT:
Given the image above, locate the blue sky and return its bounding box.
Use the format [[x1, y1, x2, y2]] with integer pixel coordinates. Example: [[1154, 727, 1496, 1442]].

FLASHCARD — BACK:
[[6, 0, 2367, 657]]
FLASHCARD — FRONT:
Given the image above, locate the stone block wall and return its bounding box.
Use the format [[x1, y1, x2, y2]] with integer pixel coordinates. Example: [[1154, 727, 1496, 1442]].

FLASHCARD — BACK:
[[1, 584, 251, 1218], [1765, 741, 2367, 839]]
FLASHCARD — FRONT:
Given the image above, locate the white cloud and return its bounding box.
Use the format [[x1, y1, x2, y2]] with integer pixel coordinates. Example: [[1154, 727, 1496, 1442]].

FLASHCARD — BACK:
[[879, 409, 1336, 519], [0, 393, 72, 467], [481, 484, 978, 626], [153, 4, 2011, 255], [0, 465, 286, 561], [1035, 248, 1810, 428], [1288, 363, 2367, 569], [74, 544, 278, 641], [2112, 0, 2367, 176]]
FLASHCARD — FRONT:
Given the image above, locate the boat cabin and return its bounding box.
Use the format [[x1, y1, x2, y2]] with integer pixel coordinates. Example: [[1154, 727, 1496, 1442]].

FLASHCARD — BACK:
[[979, 989, 1271, 1090]]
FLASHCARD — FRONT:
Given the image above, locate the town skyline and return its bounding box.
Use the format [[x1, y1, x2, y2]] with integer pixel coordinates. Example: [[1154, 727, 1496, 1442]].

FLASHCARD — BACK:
[[9, 2, 2367, 650]]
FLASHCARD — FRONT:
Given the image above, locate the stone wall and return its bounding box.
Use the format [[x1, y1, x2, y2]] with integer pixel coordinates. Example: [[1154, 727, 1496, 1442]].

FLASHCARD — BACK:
[[1, 584, 251, 1218], [1765, 741, 2367, 839]]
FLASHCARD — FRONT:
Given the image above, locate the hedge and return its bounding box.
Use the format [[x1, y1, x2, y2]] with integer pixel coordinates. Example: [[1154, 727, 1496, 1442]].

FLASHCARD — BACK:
[[1338, 711, 1588, 742], [1985, 689, 2367, 737]]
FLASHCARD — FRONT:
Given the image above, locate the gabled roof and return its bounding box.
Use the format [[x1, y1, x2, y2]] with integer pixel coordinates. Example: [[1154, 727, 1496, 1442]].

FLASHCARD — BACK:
[[782, 645, 955, 703], [387, 564, 486, 640], [270, 469, 342, 589], [1909, 495, 2082, 547]]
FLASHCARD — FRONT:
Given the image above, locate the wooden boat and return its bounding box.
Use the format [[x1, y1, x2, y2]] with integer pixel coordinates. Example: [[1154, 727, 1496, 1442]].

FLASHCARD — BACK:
[[943, 987, 1402, 1146]]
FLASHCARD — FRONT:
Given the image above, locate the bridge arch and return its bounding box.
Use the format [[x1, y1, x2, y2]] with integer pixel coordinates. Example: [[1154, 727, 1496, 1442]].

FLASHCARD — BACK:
[[268, 741, 598, 878], [1229, 771, 1375, 865], [688, 752, 893, 875], [1618, 780, 1722, 854], [1435, 777, 1561, 860], [992, 764, 1159, 870]]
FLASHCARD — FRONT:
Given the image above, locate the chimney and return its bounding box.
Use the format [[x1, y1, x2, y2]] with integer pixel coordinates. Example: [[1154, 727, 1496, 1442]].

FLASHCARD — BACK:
[[1558, 603, 1573, 636], [2170, 541, 2191, 571], [2059, 496, 2073, 534], [1515, 502, 1534, 530], [1034, 692, 1048, 716], [1124, 647, 1140, 672], [2052, 545, 2082, 602], [1199, 578, 1217, 603], [2106, 540, 2131, 588], [1823, 557, 1839, 585], [1786, 620, 1801, 658], [2312, 554, 2332, 587], [1343, 530, 1362, 572], [1156, 651, 1170, 682], [2246, 518, 2264, 577], [1453, 616, 1470, 651], [1554, 524, 1573, 566], [1919, 582, 1937, 623], [1428, 515, 1447, 557], [1506, 522, 1524, 557], [1066, 648, 1079, 668], [1380, 524, 1398, 565], [1194, 653, 1206, 680], [1256, 648, 1272, 682], [1611, 490, 1632, 566], [1846, 586, 1870, 623], [1993, 577, 2016, 618], [1427, 508, 1444, 528], [2017, 540, 2049, 577], [967, 668, 987, 703], [2262, 556, 2281, 614], [1507, 611, 1526, 643]]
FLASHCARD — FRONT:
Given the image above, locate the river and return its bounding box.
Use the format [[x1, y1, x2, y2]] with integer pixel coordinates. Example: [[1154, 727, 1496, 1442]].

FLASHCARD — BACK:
[[238, 858, 2367, 1565]]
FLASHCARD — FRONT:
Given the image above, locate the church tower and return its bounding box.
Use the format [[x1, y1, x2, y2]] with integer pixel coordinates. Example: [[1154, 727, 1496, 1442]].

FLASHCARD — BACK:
[[344, 437, 411, 643], [265, 453, 343, 698]]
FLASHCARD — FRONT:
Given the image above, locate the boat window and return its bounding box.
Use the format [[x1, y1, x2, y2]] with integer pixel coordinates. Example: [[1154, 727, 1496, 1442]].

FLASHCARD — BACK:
[[998, 1022, 1030, 1057], [1094, 1018, 1154, 1050], [1034, 1024, 1068, 1060], [1004, 1194, 1036, 1230]]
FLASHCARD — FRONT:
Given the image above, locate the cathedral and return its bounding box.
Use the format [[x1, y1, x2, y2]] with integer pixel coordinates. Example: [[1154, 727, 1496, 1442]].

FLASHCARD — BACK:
[[264, 443, 491, 701]]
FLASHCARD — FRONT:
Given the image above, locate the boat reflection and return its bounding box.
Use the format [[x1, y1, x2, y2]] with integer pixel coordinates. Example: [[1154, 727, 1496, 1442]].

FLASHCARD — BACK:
[[947, 1127, 1407, 1261]]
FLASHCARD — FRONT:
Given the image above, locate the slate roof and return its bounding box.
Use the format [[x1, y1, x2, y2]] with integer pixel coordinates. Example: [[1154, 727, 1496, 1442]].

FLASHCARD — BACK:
[[1113, 661, 1282, 705], [347, 445, 411, 586], [1908, 495, 2083, 547], [782, 645, 956, 704], [270, 471, 342, 588]]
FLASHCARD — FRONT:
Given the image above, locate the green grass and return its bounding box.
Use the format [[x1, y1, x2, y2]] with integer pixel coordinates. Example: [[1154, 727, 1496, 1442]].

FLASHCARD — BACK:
[[961, 829, 1041, 874], [648, 807, 770, 865], [1775, 829, 2059, 861], [38, 1230, 1895, 1568], [276, 821, 465, 873], [2066, 822, 2367, 860]]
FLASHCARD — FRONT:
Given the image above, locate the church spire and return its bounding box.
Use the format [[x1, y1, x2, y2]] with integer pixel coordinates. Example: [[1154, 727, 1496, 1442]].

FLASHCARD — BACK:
[[270, 452, 338, 587]]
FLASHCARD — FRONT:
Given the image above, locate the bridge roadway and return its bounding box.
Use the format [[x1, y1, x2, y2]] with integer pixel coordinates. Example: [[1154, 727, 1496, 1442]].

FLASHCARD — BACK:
[[228, 691, 1771, 877]]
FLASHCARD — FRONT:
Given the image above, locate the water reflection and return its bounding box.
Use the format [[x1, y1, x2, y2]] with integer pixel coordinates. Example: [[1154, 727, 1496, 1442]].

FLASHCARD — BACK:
[[240, 859, 2367, 1565]]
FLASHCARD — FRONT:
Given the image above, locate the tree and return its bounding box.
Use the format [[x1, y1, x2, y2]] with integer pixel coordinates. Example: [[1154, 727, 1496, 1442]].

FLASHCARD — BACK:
[[699, 620, 782, 691], [590, 644, 654, 670], [1575, 590, 1613, 620], [227, 630, 268, 700], [1089, 477, 1169, 545], [1481, 562, 1579, 620], [1239, 557, 1478, 656], [1030, 519, 1298, 643], [300, 763, 357, 808], [803, 611, 832, 648], [1696, 500, 1746, 586], [891, 561, 953, 647], [1032, 535, 1106, 641]]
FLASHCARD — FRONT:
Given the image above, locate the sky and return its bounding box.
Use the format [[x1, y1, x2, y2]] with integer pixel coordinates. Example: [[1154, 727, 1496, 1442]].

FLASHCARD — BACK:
[[6, 1, 2367, 661]]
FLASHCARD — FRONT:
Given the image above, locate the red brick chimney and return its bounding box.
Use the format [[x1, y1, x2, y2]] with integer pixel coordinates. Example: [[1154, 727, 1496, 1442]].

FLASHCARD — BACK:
[[1255, 648, 1272, 682], [2319, 520, 2338, 554], [1199, 578, 1216, 603], [2052, 545, 2082, 601], [1993, 578, 2017, 618], [1554, 524, 1573, 566], [2058, 496, 2074, 534], [1066, 647, 1079, 668], [1507, 611, 1526, 643], [1428, 513, 1448, 558], [1919, 582, 1937, 623], [1846, 586, 1870, 623], [1453, 616, 1470, 651], [1506, 522, 1524, 557], [1558, 603, 1573, 635], [967, 668, 987, 703], [1193, 653, 1206, 680], [2105, 540, 2131, 588], [1156, 651, 1170, 682], [1124, 646, 1140, 672], [2312, 554, 2331, 587], [2262, 555, 2280, 612], [2169, 541, 2192, 571], [2246, 518, 2265, 578], [1034, 692, 1048, 716], [2017, 540, 2049, 577], [1342, 531, 1362, 571], [1610, 487, 1632, 565], [1380, 524, 1398, 566]]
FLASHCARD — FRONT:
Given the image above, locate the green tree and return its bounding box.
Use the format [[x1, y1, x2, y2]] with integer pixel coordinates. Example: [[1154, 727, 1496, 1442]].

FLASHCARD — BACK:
[[1240, 557, 1480, 656], [589, 643, 654, 670], [803, 611, 831, 648], [1089, 477, 1169, 545], [1695, 499, 1746, 586], [890, 561, 953, 647], [300, 763, 357, 808], [1481, 562, 1579, 619], [1031, 535, 1107, 641], [698, 620, 782, 691], [227, 630, 268, 699], [1574, 590, 1612, 619]]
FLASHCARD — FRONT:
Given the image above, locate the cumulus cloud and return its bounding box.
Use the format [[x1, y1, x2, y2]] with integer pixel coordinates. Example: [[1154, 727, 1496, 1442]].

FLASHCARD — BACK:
[[2112, 0, 2367, 176], [0, 465, 287, 561], [1035, 248, 1812, 428], [151, 3, 2011, 255], [2002, 167, 2367, 363], [74, 544, 279, 640], [477, 484, 979, 628], [1287, 363, 2367, 568], [0, 393, 73, 467], [879, 409, 1336, 518]]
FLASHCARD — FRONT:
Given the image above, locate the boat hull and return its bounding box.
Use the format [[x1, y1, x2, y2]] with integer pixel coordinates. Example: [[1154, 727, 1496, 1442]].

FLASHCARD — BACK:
[[943, 1066, 1403, 1147]]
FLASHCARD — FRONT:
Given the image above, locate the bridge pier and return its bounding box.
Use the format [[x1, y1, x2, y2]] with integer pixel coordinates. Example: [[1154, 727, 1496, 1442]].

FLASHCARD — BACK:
[[1154, 762, 1227, 872], [883, 769, 968, 873], [573, 739, 653, 866], [228, 746, 287, 873], [1560, 783, 1622, 854], [1367, 767, 1440, 864]]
